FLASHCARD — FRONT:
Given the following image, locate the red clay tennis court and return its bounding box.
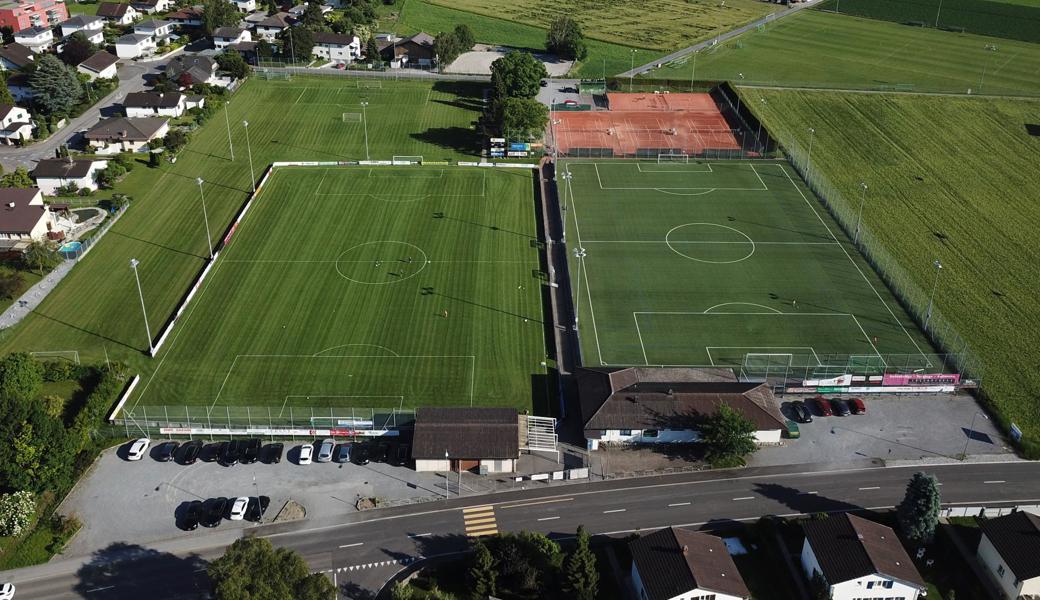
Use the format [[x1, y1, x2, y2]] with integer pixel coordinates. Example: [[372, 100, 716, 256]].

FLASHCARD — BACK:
[[552, 92, 742, 158]]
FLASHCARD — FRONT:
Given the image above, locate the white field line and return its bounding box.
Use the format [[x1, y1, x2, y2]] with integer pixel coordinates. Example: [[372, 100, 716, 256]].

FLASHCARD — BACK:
[[576, 240, 839, 245], [566, 163, 605, 365], [632, 313, 649, 365]]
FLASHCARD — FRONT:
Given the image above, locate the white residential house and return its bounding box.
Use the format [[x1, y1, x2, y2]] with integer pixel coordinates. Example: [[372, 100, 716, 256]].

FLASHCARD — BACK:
[[130, 0, 173, 14], [287, 2, 330, 18], [233, 0, 255, 12], [630, 528, 751, 600], [977, 511, 1040, 599], [253, 11, 289, 41], [133, 19, 174, 43], [0, 188, 56, 246], [0, 105, 33, 145], [167, 6, 202, 27], [96, 1, 139, 25], [801, 514, 927, 600], [410, 408, 519, 474], [59, 15, 104, 45], [31, 158, 109, 195], [311, 31, 360, 63], [83, 116, 168, 154], [13, 26, 53, 53], [212, 27, 250, 50], [114, 33, 156, 59], [124, 91, 186, 118], [77, 51, 119, 80]]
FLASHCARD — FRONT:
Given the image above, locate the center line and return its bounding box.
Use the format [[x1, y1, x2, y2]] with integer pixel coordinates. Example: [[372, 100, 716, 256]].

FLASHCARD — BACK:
[[603, 509, 627, 514], [339, 542, 364, 548], [733, 496, 754, 501], [858, 486, 881, 490], [984, 480, 1006, 484], [668, 502, 691, 507], [537, 516, 560, 521], [409, 533, 432, 538]]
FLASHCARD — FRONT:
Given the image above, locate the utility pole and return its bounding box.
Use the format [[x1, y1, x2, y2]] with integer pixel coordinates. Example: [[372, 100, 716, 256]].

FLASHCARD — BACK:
[[806, 127, 815, 178], [129, 259, 153, 355]]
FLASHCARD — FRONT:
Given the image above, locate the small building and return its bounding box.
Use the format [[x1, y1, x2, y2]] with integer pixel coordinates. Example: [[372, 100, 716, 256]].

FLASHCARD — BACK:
[[253, 11, 289, 41], [312, 31, 360, 63], [77, 50, 119, 80], [130, 0, 172, 14], [164, 54, 216, 86], [167, 6, 202, 27], [0, 104, 33, 145], [96, 2, 138, 25], [287, 2, 330, 18], [630, 527, 751, 600], [229, 40, 257, 65], [378, 31, 434, 69], [0, 188, 54, 245], [977, 510, 1040, 599], [83, 116, 168, 154], [13, 25, 53, 53], [212, 26, 250, 50], [411, 407, 518, 473], [114, 32, 156, 59], [0, 0, 67, 33], [134, 19, 174, 43], [233, 0, 255, 12], [576, 367, 786, 450], [59, 14, 104, 39], [124, 91, 185, 117], [0, 42, 33, 70], [31, 158, 108, 195], [801, 513, 926, 600]]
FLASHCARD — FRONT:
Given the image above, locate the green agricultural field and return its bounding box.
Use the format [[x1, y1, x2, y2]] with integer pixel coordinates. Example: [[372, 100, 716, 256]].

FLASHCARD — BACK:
[[817, 0, 1040, 43], [0, 77, 486, 375], [65, 1, 99, 14], [645, 10, 1040, 95], [562, 159, 935, 376], [743, 88, 1040, 452], [129, 166, 547, 413]]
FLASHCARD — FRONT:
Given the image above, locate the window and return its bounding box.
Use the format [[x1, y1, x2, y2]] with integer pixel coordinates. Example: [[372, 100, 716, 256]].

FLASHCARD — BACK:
[[867, 582, 874, 589], [997, 564, 1006, 578], [642, 429, 659, 438], [883, 580, 894, 589], [619, 429, 632, 436]]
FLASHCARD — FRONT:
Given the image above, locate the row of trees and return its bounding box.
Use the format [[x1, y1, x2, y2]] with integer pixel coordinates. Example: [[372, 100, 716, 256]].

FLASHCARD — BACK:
[[489, 51, 549, 140], [433, 24, 475, 66]]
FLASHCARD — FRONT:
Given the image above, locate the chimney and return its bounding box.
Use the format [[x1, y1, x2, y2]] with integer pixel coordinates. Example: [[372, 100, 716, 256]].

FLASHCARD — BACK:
[[857, 533, 864, 540], [6, 202, 15, 208], [682, 545, 688, 556]]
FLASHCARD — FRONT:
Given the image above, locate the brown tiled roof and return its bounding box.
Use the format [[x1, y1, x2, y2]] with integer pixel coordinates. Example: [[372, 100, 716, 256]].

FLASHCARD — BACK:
[[0, 104, 18, 121], [0, 43, 33, 69], [97, 2, 131, 17], [32, 158, 99, 179], [78, 50, 119, 73], [803, 513, 925, 588], [979, 511, 1040, 581], [313, 31, 354, 45], [165, 55, 215, 83], [212, 27, 244, 38], [257, 11, 290, 28], [411, 407, 518, 460], [124, 91, 182, 109], [630, 528, 750, 600], [0, 188, 45, 235], [84, 117, 167, 142]]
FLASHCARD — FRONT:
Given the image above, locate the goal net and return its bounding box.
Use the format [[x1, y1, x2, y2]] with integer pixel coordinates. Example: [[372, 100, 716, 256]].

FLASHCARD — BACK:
[[657, 152, 690, 164], [357, 80, 383, 89], [739, 353, 793, 382], [342, 112, 363, 123], [31, 350, 81, 364], [392, 156, 424, 165], [259, 70, 291, 80]]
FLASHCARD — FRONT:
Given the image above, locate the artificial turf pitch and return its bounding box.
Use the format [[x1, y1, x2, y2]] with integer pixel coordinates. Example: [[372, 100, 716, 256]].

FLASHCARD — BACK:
[[130, 166, 547, 413], [562, 159, 936, 374]]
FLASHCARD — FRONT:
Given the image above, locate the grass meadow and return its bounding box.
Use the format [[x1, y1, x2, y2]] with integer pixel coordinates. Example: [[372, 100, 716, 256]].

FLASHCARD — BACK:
[[644, 10, 1040, 96], [745, 88, 1040, 451], [816, 0, 1040, 43]]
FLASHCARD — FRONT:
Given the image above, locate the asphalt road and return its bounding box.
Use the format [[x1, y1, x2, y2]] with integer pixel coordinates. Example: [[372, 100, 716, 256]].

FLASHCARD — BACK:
[[6, 460, 1039, 599]]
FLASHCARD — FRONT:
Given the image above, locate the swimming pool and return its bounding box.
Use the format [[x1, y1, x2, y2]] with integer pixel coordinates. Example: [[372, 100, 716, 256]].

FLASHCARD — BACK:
[[58, 241, 82, 258]]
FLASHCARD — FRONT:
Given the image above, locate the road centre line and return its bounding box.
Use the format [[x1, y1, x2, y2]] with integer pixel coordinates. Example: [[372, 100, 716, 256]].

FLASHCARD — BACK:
[[537, 516, 561, 521], [409, 533, 433, 538], [668, 502, 691, 507], [603, 509, 627, 514], [498, 498, 574, 510], [733, 497, 754, 501], [339, 542, 364, 548], [858, 486, 881, 490], [984, 480, 1006, 484]]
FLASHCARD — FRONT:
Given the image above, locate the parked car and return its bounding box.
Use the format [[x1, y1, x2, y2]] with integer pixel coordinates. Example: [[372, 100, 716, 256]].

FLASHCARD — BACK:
[[351, 444, 370, 465], [849, 397, 866, 415], [180, 500, 202, 531], [317, 438, 335, 463], [228, 497, 249, 521], [220, 440, 243, 466], [790, 401, 813, 424], [156, 441, 180, 462], [127, 438, 150, 461], [812, 397, 833, 417], [177, 440, 203, 465], [201, 442, 226, 463], [0, 582, 15, 600], [240, 439, 261, 464], [263, 442, 284, 464], [830, 398, 851, 417], [245, 496, 270, 522], [201, 498, 228, 527], [563, 99, 578, 107], [336, 443, 352, 463], [298, 444, 313, 464]]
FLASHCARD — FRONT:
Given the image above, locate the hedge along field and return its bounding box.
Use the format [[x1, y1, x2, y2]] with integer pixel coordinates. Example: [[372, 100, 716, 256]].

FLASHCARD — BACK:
[[745, 88, 1040, 453], [645, 10, 1040, 96], [816, 0, 1040, 44], [0, 77, 486, 375], [392, 0, 667, 78]]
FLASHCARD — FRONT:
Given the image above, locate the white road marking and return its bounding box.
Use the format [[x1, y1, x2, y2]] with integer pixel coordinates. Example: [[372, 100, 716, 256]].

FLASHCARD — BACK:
[[603, 509, 627, 514], [85, 587, 116, 593], [733, 496, 754, 501], [409, 532, 433, 538], [858, 486, 881, 490], [339, 542, 364, 548], [537, 516, 560, 521], [668, 502, 691, 507], [984, 480, 1006, 484], [801, 491, 819, 495]]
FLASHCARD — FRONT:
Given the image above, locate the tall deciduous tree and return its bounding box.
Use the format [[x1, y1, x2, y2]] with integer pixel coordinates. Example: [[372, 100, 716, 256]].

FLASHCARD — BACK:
[[0, 84, 13, 107], [897, 471, 941, 544], [700, 403, 758, 466], [28, 54, 83, 117], [490, 51, 547, 100], [563, 526, 598, 600], [546, 15, 588, 61], [301, 2, 325, 29], [0, 166, 33, 188], [216, 50, 251, 79], [201, 0, 240, 35], [59, 31, 96, 67], [468, 539, 497, 600], [0, 353, 43, 404], [501, 97, 547, 139], [278, 26, 315, 64], [208, 537, 335, 600]]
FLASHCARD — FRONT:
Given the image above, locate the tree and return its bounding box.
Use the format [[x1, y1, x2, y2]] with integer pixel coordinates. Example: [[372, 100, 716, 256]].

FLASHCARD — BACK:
[[163, 129, 189, 153], [897, 471, 941, 544], [264, 0, 279, 14], [389, 581, 413, 600], [0, 165, 33, 188], [0, 83, 14, 106], [257, 38, 275, 59], [700, 403, 758, 466], [501, 97, 547, 139], [0, 26, 12, 45], [28, 54, 83, 117], [301, 2, 325, 29], [433, 31, 461, 67], [201, 0, 240, 35], [59, 31, 96, 67], [546, 15, 588, 61], [209, 537, 335, 600], [216, 50, 251, 80], [0, 267, 22, 299], [453, 24, 475, 51], [468, 539, 497, 600], [21, 239, 62, 275], [0, 353, 43, 405], [0, 491, 35, 536], [278, 26, 315, 65], [490, 51, 547, 100], [563, 526, 598, 600], [365, 34, 380, 63]]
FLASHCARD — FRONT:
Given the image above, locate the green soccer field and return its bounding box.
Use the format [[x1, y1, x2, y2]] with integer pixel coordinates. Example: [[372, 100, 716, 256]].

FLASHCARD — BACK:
[[562, 159, 937, 375], [130, 166, 547, 413]]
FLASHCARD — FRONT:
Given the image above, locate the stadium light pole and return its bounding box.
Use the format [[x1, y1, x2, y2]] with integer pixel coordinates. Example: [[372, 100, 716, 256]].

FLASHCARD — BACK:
[[243, 120, 255, 192], [690, 51, 698, 91], [629, 49, 637, 91], [223, 101, 234, 161], [572, 247, 586, 330], [559, 171, 572, 242], [924, 259, 943, 332], [444, 450, 450, 498], [196, 177, 213, 259], [129, 258, 153, 355], [854, 182, 867, 245], [288, 28, 296, 70], [360, 100, 370, 161], [934, 0, 944, 27], [979, 45, 998, 94], [961, 411, 989, 460], [806, 127, 815, 178]]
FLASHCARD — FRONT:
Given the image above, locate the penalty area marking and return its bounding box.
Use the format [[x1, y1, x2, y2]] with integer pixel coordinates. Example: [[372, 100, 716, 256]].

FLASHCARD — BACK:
[[703, 302, 782, 314], [705, 346, 823, 368], [312, 343, 401, 357]]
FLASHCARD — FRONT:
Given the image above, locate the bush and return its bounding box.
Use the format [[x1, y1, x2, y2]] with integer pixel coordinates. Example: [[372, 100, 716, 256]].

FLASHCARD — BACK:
[[70, 362, 128, 451], [42, 395, 65, 419], [0, 267, 23, 300], [77, 188, 92, 197], [0, 490, 36, 536], [41, 359, 87, 383], [0, 352, 44, 403]]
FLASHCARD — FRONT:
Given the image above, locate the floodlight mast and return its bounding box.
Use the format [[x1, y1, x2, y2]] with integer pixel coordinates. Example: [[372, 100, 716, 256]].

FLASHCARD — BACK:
[[243, 120, 255, 192], [924, 259, 943, 331], [196, 177, 213, 259], [130, 258, 153, 355], [224, 101, 234, 161]]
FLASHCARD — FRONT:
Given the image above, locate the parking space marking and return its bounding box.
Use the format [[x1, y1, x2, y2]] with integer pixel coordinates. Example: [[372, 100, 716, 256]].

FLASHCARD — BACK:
[[984, 480, 1006, 484]]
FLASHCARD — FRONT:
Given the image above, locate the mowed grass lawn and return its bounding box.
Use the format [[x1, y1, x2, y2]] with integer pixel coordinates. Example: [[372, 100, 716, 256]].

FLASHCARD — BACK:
[[645, 10, 1040, 96], [131, 166, 546, 413], [0, 77, 486, 375], [745, 89, 1040, 451]]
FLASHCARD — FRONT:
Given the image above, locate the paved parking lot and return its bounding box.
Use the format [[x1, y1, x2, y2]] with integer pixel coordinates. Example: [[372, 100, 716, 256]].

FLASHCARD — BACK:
[[58, 440, 448, 557], [444, 44, 573, 76]]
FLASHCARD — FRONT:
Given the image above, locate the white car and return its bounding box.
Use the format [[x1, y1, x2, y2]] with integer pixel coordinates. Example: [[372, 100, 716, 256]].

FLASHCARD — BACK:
[[228, 497, 249, 521], [128, 438, 151, 461], [0, 582, 15, 599], [298, 444, 313, 464], [317, 438, 335, 463]]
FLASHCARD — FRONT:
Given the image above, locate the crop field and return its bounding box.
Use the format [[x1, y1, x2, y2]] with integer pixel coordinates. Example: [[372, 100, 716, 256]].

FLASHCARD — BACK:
[[645, 10, 1040, 96], [129, 166, 546, 413], [421, 0, 776, 52], [0, 77, 487, 373], [745, 88, 1040, 451], [817, 0, 1040, 43], [561, 159, 935, 376]]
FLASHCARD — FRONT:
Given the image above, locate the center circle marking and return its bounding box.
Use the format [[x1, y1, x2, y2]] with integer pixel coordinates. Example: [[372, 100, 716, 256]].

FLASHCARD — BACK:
[[664, 223, 756, 264], [334, 241, 429, 285]]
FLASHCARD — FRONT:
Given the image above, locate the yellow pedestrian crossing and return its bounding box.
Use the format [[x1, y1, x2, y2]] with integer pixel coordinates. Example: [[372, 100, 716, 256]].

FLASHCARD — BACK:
[[462, 505, 497, 537]]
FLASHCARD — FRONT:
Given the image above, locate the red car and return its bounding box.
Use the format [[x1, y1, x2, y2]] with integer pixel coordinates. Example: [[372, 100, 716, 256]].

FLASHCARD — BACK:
[[812, 396, 833, 417], [849, 397, 866, 415]]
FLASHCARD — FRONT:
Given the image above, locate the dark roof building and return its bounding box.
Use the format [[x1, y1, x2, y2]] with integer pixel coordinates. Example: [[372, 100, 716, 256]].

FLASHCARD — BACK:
[[411, 407, 519, 473], [212, 26, 245, 38], [77, 50, 119, 74], [379, 31, 435, 65], [630, 527, 750, 600], [313, 31, 355, 45], [32, 158, 99, 179], [164, 55, 216, 85], [0, 187, 48, 238], [84, 117, 168, 142], [978, 510, 1040, 595], [124, 91, 182, 109], [96, 2, 133, 18], [0, 43, 34, 69]]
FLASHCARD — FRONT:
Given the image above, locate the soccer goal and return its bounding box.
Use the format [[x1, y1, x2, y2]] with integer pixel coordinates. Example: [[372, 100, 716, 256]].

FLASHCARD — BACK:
[[392, 156, 424, 165], [342, 112, 363, 123], [739, 353, 794, 382], [657, 152, 690, 164], [31, 350, 81, 364], [357, 80, 383, 89], [259, 70, 291, 81]]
